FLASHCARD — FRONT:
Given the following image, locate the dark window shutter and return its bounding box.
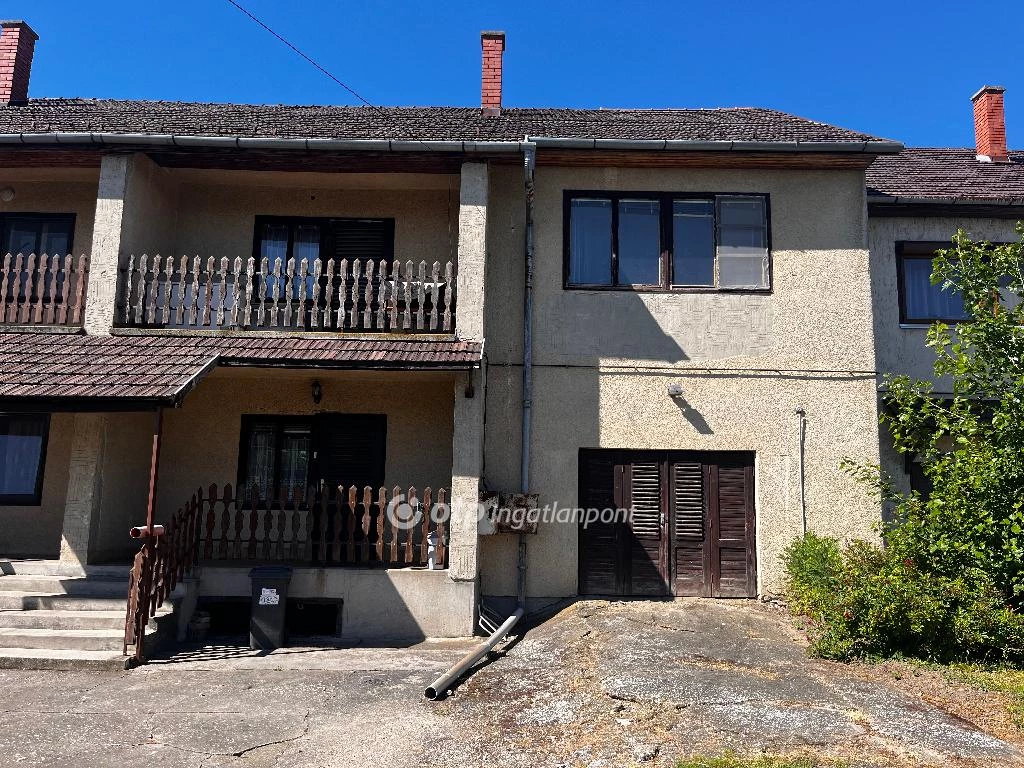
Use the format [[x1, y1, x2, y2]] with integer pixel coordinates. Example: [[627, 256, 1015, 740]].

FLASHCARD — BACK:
[[329, 219, 395, 264], [316, 414, 387, 493]]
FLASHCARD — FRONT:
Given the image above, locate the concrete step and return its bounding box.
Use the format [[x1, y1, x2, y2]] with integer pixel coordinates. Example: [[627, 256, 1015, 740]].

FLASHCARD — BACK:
[[0, 609, 128, 630], [0, 592, 130, 611], [0, 626, 156, 652], [0, 575, 128, 596], [0, 647, 128, 671]]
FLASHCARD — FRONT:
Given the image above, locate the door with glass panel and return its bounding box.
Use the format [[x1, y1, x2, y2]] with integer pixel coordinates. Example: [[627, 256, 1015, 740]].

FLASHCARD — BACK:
[[238, 414, 387, 563], [0, 214, 75, 312], [253, 216, 395, 330]]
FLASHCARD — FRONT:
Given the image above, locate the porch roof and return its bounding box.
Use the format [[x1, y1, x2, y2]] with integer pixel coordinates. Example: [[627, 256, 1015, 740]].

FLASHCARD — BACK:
[[0, 332, 481, 411]]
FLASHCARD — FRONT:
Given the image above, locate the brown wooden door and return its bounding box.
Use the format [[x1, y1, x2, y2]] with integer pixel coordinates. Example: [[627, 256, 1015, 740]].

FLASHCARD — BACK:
[[578, 451, 670, 596], [581, 450, 755, 599]]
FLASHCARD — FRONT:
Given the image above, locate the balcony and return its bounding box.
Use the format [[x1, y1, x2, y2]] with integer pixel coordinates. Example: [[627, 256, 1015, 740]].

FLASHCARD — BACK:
[[0, 253, 90, 327], [118, 255, 457, 334]]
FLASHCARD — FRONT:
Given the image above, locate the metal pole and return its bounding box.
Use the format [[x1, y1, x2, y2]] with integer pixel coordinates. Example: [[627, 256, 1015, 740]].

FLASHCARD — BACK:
[[145, 408, 164, 531]]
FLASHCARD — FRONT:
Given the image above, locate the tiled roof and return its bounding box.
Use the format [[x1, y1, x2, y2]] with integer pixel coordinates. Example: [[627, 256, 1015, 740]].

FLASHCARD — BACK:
[[0, 99, 889, 144], [0, 333, 481, 406], [866, 148, 1024, 202]]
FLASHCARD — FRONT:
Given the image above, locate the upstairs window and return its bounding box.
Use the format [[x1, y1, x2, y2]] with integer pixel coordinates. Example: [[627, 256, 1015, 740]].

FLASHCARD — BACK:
[[896, 241, 1021, 324], [254, 216, 395, 299], [565, 192, 769, 290]]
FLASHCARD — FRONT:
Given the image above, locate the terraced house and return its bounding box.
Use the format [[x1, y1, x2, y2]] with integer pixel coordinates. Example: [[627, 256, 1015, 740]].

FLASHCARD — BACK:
[[0, 20, 1020, 667]]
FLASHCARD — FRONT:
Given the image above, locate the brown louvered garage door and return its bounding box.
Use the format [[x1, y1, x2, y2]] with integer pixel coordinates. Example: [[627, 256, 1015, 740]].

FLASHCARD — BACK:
[[579, 450, 755, 598]]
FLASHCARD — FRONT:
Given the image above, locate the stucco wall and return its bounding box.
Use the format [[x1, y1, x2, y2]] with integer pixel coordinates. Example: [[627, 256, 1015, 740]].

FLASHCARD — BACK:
[[168, 170, 459, 267], [869, 214, 1023, 498], [481, 163, 882, 598], [155, 368, 456, 520], [0, 412, 73, 558], [869, 215, 1023, 385], [0, 168, 99, 254]]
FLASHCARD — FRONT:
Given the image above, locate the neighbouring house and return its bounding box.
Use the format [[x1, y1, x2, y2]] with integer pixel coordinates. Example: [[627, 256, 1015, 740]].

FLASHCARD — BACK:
[[0, 19, 1019, 665]]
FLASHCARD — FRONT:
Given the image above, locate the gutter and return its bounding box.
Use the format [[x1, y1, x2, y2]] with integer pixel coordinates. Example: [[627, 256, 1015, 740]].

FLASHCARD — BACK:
[[0, 132, 904, 155], [867, 193, 1024, 207]]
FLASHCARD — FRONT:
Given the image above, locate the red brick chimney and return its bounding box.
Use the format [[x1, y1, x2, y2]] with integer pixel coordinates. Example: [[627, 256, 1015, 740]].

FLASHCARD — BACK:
[[972, 85, 1008, 162], [481, 31, 505, 117], [0, 21, 38, 106]]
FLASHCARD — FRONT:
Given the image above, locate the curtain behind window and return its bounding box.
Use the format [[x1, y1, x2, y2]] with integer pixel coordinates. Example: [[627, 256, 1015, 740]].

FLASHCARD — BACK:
[[569, 199, 613, 285], [902, 259, 968, 321]]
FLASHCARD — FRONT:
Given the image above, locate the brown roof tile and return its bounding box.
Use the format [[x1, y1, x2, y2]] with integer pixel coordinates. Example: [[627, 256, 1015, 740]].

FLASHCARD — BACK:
[[0, 99, 888, 144], [866, 148, 1024, 202], [0, 332, 481, 407]]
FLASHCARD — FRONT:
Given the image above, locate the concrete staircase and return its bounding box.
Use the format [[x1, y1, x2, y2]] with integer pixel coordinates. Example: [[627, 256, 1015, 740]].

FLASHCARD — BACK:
[[0, 560, 171, 670]]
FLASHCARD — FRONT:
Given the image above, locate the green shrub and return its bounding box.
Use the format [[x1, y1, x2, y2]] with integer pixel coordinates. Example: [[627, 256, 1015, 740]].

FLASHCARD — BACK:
[[783, 533, 1024, 663]]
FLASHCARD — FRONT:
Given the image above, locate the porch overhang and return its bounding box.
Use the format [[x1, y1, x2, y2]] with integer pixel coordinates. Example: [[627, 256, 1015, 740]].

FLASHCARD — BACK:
[[0, 331, 482, 412]]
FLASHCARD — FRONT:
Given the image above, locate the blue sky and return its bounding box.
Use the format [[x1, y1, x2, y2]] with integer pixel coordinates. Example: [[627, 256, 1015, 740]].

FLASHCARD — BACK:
[[6, 0, 1022, 148]]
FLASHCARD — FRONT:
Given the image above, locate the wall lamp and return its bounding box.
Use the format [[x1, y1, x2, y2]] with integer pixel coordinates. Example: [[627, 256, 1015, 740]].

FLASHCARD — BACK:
[[666, 383, 685, 399], [311, 380, 323, 405]]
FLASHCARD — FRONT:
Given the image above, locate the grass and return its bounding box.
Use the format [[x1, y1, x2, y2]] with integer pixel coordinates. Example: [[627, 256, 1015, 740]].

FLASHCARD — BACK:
[[945, 664, 1024, 728], [676, 754, 843, 768]]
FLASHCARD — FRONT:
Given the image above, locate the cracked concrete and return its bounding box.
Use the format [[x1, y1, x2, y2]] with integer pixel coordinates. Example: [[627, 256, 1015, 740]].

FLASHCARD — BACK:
[[0, 601, 1021, 767]]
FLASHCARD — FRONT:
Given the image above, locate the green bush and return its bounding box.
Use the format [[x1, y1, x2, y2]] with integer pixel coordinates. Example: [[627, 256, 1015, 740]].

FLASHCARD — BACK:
[[782, 533, 1024, 663]]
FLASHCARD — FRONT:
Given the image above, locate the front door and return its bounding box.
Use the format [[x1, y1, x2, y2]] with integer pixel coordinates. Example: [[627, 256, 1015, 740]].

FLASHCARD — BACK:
[[579, 450, 756, 598]]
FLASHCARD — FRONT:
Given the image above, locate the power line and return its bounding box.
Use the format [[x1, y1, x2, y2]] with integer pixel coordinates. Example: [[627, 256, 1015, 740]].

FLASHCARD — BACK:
[[224, 0, 423, 144]]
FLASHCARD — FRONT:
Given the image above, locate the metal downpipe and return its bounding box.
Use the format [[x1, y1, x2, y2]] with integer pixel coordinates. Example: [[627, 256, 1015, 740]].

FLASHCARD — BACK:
[[424, 144, 536, 700]]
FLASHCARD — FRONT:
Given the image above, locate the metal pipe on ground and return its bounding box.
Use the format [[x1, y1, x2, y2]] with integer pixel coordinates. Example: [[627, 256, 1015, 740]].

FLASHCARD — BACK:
[[424, 606, 525, 700]]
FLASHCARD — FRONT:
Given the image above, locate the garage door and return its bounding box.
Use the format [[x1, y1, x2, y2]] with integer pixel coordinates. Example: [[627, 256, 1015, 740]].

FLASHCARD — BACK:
[[578, 450, 756, 598]]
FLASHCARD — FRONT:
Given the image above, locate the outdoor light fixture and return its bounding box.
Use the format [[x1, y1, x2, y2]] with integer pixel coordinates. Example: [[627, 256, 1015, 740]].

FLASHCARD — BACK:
[[666, 383, 684, 398], [0, 187, 14, 202], [311, 380, 323, 405]]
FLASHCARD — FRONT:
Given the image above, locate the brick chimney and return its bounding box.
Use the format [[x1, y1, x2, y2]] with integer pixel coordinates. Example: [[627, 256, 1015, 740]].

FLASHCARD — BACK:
[[481, 31, 505, 117], [0, 21, 38, 105], [972, 85, 1008, 162]]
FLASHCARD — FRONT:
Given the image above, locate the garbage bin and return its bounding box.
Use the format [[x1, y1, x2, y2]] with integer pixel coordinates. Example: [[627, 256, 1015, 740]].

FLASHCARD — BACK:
[[248, 566, 293, 650]]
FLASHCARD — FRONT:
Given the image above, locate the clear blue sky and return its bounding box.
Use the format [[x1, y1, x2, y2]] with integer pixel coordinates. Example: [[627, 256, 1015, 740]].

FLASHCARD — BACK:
[[6, 0, 1022, 148]]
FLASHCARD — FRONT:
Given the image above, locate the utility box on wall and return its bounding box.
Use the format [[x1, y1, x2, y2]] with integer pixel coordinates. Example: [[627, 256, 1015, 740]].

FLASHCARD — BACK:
[[478, 492, 540, 535]]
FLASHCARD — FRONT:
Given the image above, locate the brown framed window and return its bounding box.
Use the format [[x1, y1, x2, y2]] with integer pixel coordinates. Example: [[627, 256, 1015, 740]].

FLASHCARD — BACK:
[[0, 413, 49, 506], [564, 192, 770, 291]]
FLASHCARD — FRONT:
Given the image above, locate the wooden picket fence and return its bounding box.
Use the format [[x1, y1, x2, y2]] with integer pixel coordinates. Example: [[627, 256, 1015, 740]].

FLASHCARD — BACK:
[[197, 483, 448, 569], [120, 255, 456, 333], [0, 253, 89, 326]]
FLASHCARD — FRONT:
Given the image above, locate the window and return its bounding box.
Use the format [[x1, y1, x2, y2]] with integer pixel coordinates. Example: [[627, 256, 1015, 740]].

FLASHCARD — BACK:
[[238, 414, 387, 505], [254, 216, 395, 299], [0, 214, 76, 304], [0, 414, 49, 505], [565, 192, 769, 290]]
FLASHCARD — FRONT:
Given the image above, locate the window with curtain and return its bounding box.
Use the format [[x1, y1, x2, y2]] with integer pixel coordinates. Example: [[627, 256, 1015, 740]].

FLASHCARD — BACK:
[[240, 418, 312, 504], [897, 241, 1019, 324], [0, 214, 75, 303], [565, 192, 769, 290], [0, 413, 49, 505]]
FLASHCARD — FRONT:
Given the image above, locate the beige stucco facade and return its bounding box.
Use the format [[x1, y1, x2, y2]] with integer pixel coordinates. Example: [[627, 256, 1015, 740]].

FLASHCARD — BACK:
[[1, 148, 909, 634], [868, 214, 1023, 497], [481, 163, 884, 598]]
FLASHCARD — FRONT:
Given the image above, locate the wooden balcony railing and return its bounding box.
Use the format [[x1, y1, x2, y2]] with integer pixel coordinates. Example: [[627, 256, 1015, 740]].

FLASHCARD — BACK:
[[0, 253, 89, 326], [197, 483, 449, 569], [119, 255, 456, 333]]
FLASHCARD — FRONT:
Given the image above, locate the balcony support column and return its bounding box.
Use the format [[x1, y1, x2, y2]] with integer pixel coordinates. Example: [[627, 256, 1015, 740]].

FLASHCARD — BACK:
[[447, 161, 489, 585], [84, 153, 177, 334], [57, 413, 109, 574]]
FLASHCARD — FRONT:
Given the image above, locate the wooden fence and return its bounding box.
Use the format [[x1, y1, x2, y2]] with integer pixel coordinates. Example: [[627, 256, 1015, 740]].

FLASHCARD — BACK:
[[197, 483, 448, 569], [0, 253, 89, 326], [120, 255, 456, 333]]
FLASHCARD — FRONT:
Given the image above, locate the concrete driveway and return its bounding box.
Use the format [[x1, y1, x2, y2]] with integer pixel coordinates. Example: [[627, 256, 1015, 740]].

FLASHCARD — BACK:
[[0, 600, 1020, 767]]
